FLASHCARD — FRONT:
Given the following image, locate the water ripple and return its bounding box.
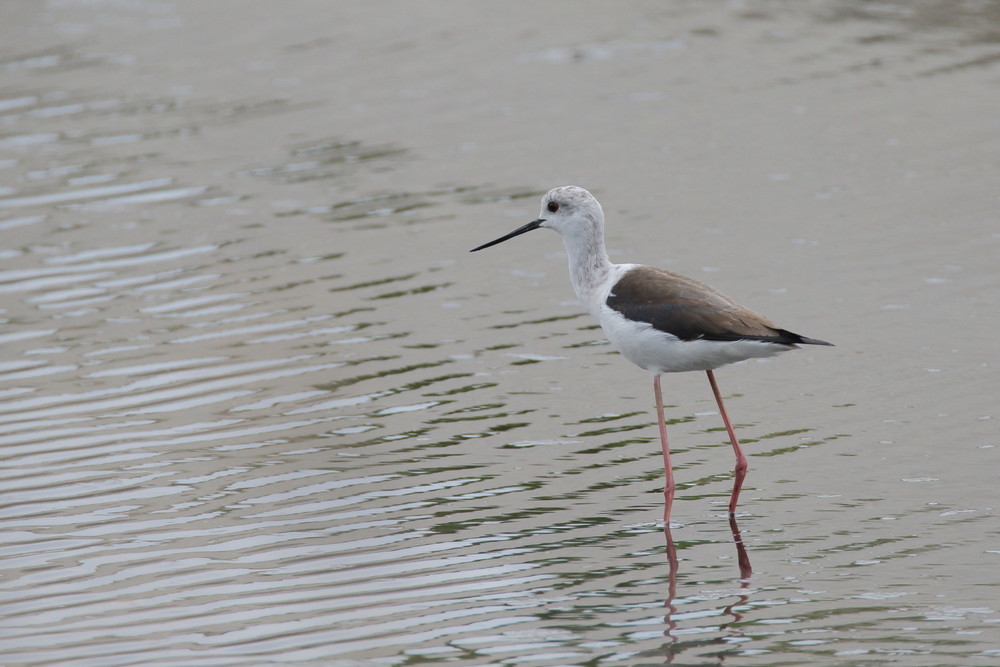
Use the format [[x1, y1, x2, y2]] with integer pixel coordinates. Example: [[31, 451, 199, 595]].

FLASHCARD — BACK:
[[3, 3, 997, 664]]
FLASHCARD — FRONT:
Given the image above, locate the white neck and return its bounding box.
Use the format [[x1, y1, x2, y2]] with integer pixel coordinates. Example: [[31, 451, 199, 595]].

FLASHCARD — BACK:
[[561, 222, 612, 312]]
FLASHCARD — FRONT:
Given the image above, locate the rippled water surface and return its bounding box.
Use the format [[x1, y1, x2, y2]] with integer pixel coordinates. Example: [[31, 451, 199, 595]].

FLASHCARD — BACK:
[[3, 2, 999, 665]]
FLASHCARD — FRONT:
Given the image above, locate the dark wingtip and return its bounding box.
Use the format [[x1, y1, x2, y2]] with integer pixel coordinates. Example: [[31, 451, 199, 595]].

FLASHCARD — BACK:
[[795, 335, 834, 347], [770, 329, 833, 346]]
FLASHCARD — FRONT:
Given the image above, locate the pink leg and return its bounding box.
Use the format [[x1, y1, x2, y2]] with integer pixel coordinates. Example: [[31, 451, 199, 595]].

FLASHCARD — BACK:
[[706, 370, 748, 515], [729, 513, 753, 580], [653, 374, 675, 523]]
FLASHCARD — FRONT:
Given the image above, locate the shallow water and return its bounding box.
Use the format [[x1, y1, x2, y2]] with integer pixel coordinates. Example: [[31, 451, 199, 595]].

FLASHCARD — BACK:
[[2, 1, 999, 665]]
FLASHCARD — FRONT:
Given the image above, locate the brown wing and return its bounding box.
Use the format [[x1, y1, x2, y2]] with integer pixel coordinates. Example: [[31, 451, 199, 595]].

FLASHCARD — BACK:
[[606, 266, 828, 345]]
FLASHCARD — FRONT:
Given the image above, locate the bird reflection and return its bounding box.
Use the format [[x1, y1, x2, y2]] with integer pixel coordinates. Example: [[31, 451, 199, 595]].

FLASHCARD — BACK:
[[659, 515, 752, 663], [720, 514, 752, 645], [661, 524, 680, 658]]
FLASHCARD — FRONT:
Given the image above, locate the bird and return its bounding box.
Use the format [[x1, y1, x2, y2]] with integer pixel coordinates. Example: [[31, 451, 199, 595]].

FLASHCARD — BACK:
[[471, 186, 831, 523]]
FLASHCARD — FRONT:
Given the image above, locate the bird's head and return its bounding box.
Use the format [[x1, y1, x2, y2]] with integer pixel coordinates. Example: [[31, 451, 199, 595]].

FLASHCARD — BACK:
[[470, 186, 604, 252]]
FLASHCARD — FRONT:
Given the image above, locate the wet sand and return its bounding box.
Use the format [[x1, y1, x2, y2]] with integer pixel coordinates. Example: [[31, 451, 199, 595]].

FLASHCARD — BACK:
[[2, 1, 999, 664]]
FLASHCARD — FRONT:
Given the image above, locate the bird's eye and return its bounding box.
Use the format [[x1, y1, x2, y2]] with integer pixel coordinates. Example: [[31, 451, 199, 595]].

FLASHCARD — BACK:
[[547, 201, 559, 213]]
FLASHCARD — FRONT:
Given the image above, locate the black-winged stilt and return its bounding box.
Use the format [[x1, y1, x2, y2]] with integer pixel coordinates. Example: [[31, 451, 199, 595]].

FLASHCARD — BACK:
[[472, 186, 832, 523]]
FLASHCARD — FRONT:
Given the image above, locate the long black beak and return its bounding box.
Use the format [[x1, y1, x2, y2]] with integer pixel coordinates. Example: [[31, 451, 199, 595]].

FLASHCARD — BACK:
[[470, 218, 544, 252]]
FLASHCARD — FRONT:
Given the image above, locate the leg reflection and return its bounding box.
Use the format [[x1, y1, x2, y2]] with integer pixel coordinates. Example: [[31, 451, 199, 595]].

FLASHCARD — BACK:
[[720, 513, 752, 637], [660, 517, 753, 662], [661, 524, 679, 661]]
